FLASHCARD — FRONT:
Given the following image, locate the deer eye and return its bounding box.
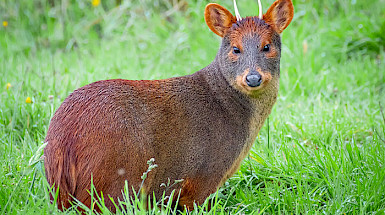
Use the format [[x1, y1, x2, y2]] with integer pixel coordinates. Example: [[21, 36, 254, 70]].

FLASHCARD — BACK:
[[263, 44, 270, 52], [233, 46, 241, 54]]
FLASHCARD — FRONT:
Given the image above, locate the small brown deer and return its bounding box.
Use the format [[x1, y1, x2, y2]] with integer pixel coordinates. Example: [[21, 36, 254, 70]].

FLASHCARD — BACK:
[[44, 0, 294, 212]]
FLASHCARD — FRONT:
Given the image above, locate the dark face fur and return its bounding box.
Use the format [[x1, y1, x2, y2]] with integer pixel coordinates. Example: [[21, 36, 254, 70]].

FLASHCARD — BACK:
[[217, 17, 282, 94], [204, 0, 294, 96]]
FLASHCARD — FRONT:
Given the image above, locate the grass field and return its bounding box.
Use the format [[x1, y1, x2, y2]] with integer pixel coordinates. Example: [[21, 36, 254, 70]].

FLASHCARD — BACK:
[[1, 0, 385, 214]]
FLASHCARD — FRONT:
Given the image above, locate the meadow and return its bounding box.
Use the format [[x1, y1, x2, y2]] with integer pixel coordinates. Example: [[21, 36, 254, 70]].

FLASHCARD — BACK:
[[1, 0, 385, 214]]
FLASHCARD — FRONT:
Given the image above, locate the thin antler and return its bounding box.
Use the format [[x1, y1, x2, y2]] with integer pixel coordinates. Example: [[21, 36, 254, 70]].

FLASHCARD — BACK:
[[233, 0, 242, 21], [258, 0, 263, 19]]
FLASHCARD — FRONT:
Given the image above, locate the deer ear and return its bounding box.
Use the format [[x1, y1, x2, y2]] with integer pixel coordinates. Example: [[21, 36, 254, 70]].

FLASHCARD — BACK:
[[263, 0, 294, 34], [205, 3, 237, 37]]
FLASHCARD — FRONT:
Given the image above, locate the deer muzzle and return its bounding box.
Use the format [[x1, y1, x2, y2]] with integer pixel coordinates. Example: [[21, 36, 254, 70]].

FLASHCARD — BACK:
[[245, 70, 262, 87]]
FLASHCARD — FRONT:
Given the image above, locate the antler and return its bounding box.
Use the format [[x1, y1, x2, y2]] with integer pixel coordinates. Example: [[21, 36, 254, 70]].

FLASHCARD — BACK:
[[234, 0, 263, 21], [257, 0, 263, 19], [233, 0, 242, 21]]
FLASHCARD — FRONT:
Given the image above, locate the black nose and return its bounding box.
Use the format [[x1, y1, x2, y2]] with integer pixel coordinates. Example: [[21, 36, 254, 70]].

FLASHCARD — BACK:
[[245, 70, 262, 87]]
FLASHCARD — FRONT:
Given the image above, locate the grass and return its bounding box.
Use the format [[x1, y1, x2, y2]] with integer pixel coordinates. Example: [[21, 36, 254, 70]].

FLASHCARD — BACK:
[[1, 0, 385, 214]]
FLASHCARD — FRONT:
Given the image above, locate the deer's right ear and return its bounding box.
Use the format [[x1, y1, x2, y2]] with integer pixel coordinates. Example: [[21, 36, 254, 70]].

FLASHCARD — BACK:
[[205, 3, 237, 37]]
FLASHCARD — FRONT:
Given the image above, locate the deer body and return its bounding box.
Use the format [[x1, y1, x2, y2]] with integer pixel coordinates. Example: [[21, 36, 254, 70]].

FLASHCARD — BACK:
[[44, 0, 293, 211]]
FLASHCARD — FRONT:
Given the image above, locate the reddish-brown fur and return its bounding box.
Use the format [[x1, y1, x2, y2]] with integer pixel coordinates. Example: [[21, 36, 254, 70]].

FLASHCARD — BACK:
[[44, 0, 294, 212]]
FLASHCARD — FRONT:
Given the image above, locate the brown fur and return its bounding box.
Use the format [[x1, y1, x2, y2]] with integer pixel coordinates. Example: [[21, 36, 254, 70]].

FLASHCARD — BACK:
[[44, 0, 294, 212]]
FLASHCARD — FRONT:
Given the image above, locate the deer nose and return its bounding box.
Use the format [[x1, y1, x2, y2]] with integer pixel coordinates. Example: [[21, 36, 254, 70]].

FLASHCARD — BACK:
[[245, 70, 262, 87]]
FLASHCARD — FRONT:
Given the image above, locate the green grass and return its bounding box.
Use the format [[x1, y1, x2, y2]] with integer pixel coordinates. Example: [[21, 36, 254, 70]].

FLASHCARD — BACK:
[[1, 0, 385, 214]]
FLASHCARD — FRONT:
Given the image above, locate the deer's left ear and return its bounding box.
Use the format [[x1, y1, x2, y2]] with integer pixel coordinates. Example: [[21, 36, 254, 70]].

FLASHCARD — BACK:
[[263, 0, 294, 34]]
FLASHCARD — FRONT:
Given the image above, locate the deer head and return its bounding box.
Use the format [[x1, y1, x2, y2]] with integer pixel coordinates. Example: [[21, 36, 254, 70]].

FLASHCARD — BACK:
[[205, 0, 294, 96]]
